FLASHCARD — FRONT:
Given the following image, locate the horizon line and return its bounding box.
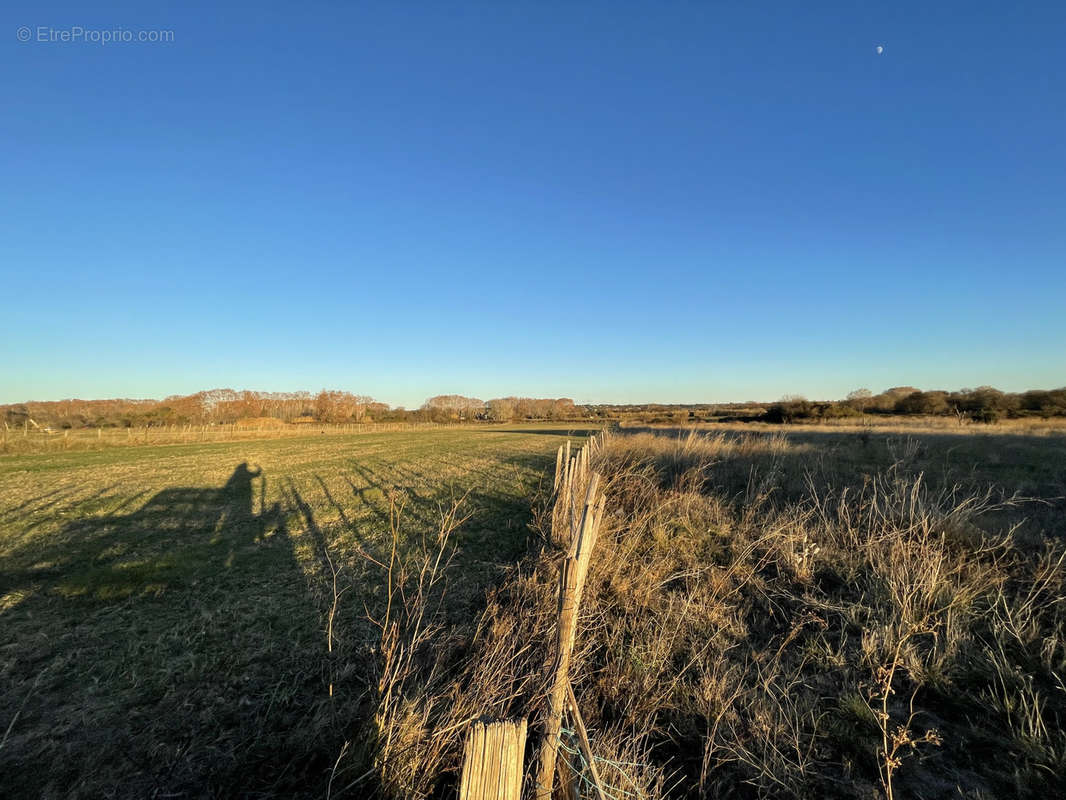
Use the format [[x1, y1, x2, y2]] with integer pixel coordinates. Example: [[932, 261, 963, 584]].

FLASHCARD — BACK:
[[5, 382, 1065, 410]]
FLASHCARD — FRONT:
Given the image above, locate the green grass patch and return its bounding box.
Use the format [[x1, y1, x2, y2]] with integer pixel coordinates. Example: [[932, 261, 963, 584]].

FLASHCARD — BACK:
[[0, 425, 593, 798]]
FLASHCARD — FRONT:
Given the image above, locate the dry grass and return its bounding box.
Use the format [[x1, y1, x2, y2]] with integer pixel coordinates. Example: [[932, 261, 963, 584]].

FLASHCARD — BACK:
[[375, 427, 1065, 799], [584, 430, 1065, 798]]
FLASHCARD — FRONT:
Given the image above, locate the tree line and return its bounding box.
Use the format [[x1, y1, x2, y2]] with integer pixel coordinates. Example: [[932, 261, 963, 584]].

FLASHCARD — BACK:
[[0, 390, 581, 429], [419, 395, 577, 422], [765, 386, 1066, 424], [4, 385, 1064, 430]]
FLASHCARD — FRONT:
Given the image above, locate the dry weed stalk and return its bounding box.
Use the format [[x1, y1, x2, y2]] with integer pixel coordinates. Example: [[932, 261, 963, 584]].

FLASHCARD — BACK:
[[324, 489, 473, 799], [868, 624, 943, 800], [323, 531, 347, 699]]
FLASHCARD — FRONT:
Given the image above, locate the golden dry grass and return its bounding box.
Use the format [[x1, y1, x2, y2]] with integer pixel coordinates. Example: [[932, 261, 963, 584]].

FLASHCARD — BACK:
[[398, 426, 1066, 799]]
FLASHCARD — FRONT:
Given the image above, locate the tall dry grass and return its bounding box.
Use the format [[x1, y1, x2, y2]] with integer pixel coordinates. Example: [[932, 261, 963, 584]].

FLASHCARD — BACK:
[[581, 431, 1065, 798], [325, 428, 1064, 799], [357, 428, 1064, 798]]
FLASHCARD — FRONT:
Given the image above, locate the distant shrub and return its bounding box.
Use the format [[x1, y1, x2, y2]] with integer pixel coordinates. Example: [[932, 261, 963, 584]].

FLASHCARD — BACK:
[[765, 397, 814, 423], [896, 391, 950, 416], [820, 402, 860, 419]]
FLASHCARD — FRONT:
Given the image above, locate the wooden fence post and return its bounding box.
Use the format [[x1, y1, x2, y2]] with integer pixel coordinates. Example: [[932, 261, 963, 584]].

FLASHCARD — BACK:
[[535, 472, 604, 800]]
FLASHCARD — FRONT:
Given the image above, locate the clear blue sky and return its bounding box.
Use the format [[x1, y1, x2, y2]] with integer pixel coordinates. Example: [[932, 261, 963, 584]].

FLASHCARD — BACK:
[[2, 2, 1063, 407]]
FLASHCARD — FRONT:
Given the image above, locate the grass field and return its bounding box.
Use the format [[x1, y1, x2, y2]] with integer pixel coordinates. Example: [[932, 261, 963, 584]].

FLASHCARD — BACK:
[[0, 425, 594, 798], [0, 421, 462, 456], [3, 421, 1064, 799]]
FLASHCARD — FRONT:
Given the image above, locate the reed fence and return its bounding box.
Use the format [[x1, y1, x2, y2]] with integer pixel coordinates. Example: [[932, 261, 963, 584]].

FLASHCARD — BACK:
[[458, 430, 610, 800]]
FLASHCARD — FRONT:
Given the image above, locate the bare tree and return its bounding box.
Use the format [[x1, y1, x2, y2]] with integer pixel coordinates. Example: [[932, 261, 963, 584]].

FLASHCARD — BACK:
[[847, 388, 873, 423]]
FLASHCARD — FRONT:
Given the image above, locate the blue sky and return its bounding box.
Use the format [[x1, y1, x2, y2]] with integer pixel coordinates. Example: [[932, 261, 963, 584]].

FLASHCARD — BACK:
[[2, 2, 1063, 407]]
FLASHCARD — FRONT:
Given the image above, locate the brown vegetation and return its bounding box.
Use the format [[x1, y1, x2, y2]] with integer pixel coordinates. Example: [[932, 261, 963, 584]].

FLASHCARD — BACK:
[[0, 390, 584, 431], [4, 385, 1065, 434], [353, 427, 1066, 798]]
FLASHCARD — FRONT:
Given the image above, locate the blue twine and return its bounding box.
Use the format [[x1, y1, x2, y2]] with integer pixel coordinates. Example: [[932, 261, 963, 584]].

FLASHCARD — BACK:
[[556, 726, 643, 800]]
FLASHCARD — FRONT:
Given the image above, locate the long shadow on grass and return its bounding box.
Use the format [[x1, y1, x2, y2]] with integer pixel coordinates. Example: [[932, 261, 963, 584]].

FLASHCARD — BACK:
[[0, 463, 339, 799]]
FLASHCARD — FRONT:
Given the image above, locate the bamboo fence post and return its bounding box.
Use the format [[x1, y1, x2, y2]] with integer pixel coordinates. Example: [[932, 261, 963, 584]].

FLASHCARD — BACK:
[[458, 719, 527, 800], [535, 472, 603, 800]]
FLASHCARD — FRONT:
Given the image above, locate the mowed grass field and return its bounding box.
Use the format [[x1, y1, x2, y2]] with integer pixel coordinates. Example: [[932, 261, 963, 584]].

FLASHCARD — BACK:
[[0, 426, 593, 798]]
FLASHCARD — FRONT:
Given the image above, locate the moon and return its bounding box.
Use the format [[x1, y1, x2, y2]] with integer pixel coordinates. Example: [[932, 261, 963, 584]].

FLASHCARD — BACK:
[[876, 45, 884, 54]]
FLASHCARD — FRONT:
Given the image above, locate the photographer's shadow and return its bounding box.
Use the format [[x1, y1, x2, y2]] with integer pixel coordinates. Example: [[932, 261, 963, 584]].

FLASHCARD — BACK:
[[0, 462, 332, 797]]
